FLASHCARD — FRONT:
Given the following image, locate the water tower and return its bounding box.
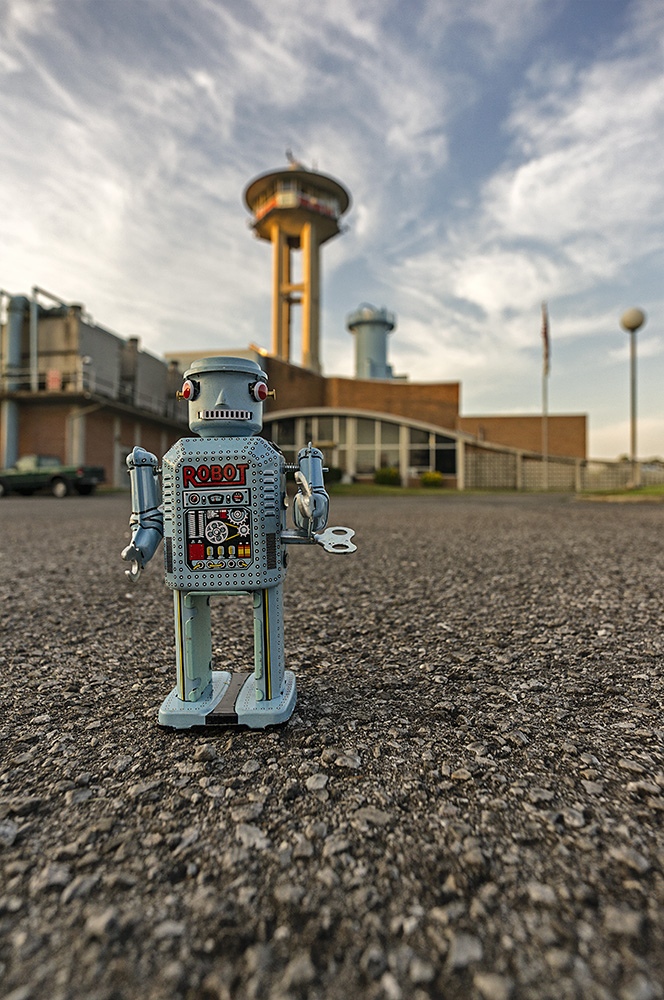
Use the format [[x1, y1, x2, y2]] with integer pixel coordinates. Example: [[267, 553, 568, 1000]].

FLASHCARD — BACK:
[[244, 160, 350, 373], [346, 303, 397, 379]]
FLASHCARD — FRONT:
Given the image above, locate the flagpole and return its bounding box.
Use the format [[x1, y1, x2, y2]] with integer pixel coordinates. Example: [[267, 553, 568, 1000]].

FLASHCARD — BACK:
[[541, 302, 549, 491], [542, 363, 548, 490]]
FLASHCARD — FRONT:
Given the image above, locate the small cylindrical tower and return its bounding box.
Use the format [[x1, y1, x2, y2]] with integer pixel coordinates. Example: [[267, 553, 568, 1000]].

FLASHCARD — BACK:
[[346, 304, 396, 379], [244, 162, 350, 373]]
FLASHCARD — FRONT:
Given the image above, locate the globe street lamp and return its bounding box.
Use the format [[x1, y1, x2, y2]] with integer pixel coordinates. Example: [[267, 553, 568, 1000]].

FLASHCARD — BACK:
[[620, 307, 646, 488]]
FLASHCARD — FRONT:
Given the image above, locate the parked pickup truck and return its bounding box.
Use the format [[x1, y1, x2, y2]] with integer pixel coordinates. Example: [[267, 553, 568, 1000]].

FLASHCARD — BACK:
[[0, 455, 105, 498]]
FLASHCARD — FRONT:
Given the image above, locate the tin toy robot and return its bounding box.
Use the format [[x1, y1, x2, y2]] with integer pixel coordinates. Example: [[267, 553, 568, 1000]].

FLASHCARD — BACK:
[[121, 356, 355, 729]]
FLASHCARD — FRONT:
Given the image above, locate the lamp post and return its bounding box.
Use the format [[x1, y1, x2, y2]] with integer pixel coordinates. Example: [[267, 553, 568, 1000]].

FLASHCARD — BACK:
[[620, 307, 646, 488]]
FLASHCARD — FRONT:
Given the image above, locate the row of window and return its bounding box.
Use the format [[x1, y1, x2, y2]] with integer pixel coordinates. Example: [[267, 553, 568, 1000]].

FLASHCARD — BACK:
[[262, 415, 457, 476], [253, 182, 341, 219]]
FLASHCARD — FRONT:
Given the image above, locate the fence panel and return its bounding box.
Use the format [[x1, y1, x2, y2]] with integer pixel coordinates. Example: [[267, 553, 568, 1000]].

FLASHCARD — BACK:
[[463, 441, 664, 493], [522, 458, 577, 491], [465, 448, 517, 489]]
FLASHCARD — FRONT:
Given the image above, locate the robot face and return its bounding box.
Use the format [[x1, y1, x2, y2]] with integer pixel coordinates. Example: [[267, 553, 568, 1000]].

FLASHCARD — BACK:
[[181, 357, 269, 437]]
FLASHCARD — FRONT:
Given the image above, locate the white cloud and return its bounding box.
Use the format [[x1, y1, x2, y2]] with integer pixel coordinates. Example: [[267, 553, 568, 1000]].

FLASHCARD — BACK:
[[481, 28, 664, 264], [450, 249, 563, 318], [385, 2, 664, 394], [415, 0, 551, 61], [1, 0, 56, 38], [0, 0, 662, 458]]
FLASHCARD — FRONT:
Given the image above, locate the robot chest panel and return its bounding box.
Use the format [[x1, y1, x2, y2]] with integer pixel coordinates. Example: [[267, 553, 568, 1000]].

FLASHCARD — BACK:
[[162, 438, 284, 592]]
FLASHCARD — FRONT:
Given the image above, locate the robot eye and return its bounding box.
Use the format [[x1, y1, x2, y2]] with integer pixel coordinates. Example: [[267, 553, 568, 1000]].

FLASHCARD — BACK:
[[180, 379, 199, 401], [250, 381, 269, 402]]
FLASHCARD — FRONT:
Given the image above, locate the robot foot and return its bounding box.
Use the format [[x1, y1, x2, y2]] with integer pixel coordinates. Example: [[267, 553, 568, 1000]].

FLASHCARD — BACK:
[[232, 670, 297, 729], [158, 671, 232, 728], [157, 670, 297, 729]]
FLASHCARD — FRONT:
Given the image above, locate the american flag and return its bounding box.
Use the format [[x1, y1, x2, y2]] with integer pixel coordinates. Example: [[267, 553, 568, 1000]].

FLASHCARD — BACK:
[[541, 301, 550, 376]]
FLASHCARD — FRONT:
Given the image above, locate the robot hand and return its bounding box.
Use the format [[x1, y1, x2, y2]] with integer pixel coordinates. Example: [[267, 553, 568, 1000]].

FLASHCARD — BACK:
[[294, 471, 328, 528], [121, 541, 145, 583], [293, 470, 313, 519], [121, 447, 164, 583], [293, 444, 329, 536]]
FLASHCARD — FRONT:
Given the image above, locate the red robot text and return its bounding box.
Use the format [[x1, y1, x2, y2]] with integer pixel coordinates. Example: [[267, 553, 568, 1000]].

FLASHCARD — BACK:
[[182, 463, 249, 488]]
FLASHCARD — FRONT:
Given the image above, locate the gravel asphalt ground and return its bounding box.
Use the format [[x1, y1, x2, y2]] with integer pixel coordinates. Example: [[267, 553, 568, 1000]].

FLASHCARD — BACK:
[[1, 491, 664, 1000]]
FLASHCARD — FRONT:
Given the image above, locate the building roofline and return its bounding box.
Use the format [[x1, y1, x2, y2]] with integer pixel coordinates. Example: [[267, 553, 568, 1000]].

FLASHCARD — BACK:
[[264, 406, 587, 463], [265, 406, 467, 438]]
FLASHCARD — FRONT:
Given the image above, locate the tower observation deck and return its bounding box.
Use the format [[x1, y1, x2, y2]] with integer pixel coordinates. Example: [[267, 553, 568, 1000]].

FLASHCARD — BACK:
[[244, 163, 350, 373]]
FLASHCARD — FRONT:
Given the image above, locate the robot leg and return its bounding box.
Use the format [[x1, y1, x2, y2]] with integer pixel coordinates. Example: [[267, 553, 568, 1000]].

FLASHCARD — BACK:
[[157, 590, 231, 728], [252, 584, 285, 702], [233, 583, 297, 727], [174, 590, 213, 702]]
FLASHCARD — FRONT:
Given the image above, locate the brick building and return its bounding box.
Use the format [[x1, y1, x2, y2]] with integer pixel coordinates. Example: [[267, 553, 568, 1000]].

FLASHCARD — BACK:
[[0, 289, 187, 486], [1, 288, 587, 492], [168, 346, 587, 488]]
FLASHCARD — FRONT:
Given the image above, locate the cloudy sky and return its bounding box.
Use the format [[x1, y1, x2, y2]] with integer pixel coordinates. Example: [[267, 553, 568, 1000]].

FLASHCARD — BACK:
[[1, 0, 663, 458]]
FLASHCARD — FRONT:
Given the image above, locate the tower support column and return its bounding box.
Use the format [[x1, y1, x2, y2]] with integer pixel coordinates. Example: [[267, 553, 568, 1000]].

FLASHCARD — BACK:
[[245, 164, 350, 371], [301, 221, 320, 373], [271, 224, 291, 362]]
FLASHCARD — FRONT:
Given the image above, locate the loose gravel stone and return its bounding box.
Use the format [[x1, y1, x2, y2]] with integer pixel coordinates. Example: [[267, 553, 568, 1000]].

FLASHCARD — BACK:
[[2, 493, 664, 999], [473, 972, 515, 1000], [304, 772, 328, 791], [0, 818, 19, 847], [447, 932, 483, 969]]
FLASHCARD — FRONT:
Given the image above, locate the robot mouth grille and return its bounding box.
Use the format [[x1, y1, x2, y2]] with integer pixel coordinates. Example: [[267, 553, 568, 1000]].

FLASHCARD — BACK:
[[198, 409, 252, 420]]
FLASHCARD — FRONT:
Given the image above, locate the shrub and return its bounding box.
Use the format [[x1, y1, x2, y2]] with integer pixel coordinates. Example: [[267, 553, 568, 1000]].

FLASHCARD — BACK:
[[374, 466, 401, 486], [420, 471, 444, 489]]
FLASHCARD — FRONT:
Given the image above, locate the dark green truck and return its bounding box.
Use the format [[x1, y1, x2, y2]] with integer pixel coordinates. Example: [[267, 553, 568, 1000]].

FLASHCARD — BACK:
[[0, 455, 105, 498]]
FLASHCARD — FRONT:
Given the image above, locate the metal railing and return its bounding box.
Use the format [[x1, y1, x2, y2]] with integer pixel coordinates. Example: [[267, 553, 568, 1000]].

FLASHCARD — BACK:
[[1, 364, 183, 422]]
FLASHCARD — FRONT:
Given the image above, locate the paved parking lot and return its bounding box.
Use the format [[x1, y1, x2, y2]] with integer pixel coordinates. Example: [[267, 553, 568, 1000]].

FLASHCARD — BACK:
[[1, 492, 663, 1000]]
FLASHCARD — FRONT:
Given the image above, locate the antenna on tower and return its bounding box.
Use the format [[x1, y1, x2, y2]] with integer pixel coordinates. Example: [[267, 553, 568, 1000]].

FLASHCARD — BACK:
[[286, 149, 306, 169]]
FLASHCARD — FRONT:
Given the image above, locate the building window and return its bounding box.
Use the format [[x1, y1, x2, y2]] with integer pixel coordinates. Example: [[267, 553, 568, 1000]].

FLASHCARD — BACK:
[[337, 417, 347, 444], [380, 421, 400, 445], [380, 448, 399, 468], [435, 449, 456, 474], [275, 418, 295, 445], [410, 448, 430, 469], [435, 434, 456, 475], [410, 427, 428, 446], [317, 416, 334, 442], [356, 452, 375, 474], [357, 418, 375, 445], [409, 427, 430, 469]]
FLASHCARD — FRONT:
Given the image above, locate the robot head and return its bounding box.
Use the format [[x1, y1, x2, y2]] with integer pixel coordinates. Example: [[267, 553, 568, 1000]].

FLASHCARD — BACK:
[[179, 357, 270, 437]]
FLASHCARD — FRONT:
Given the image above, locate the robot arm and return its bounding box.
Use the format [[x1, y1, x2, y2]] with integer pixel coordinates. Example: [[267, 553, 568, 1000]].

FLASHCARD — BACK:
[[121, 446, 164, 583], [293, 443, 329, 535], [284, 443, 356, 554]]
